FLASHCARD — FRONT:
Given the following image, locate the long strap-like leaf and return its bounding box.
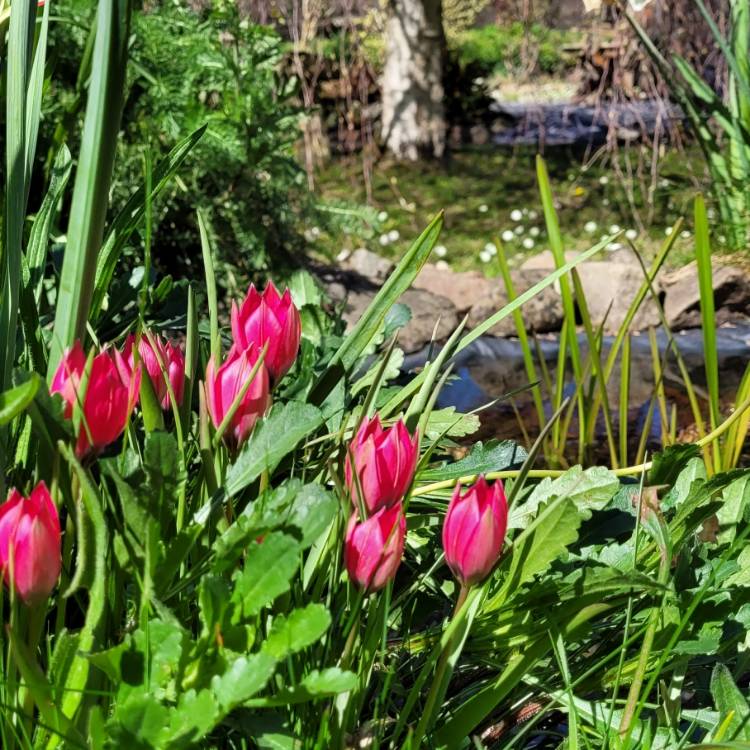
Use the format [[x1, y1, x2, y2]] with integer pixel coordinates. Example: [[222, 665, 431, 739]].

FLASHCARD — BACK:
[[48, 0, 132, 379]]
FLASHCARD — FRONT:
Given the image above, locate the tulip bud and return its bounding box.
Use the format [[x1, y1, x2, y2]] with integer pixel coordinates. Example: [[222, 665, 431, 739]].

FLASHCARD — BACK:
[[51, 341, 141, 457], [0, 482, 61, 606], [205, 344, 270, 448], [123, 333, 185, 410], [442, 477, 508, 587], [230, 281, 301, 384], [344, 416, 418, 514], [344, 502, 406, 593]]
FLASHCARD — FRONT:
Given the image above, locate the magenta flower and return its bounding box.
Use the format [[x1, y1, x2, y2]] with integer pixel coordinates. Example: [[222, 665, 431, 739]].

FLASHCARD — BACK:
[[205, 344, 270, 449], [123, 332, 185, 410], [344, 415, 418, 514], [344, 502, 406, 593], [442, 477, 508, 587], [0, 482, 61, 606], [51, 341, 141, 457], [230, 281, 301, 385]]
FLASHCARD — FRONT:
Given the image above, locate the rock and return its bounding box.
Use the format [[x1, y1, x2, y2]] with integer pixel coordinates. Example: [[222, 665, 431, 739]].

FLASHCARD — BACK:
[[662, 260, 750, 329], [413, 263, 493, 314], [467, 269, 564, 336], [520, 250, 581, 271], [342, 248, 394, 283], [338, 287, 459, 353], [574, 262, 661, 333]]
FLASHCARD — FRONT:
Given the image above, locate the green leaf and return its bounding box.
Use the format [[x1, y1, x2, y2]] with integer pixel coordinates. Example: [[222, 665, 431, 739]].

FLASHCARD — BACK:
[[717, 476, 750, 545], [504, 496, 582, 593], [423, 407, 480, 441], [711, 664, 750, 741], [225, 402, 324, 496], [0, 374, 40, 425], [509, 465, 618, 530], [421, 440, 527, 481], [263, 604, 331, 660], [211, 652, 277, 712], [650, 443, 703, 487], [230, 532, 300, 620], [48, 0, 133, 376], [165, 689, 219, 746], [248, 668, 357, 707]]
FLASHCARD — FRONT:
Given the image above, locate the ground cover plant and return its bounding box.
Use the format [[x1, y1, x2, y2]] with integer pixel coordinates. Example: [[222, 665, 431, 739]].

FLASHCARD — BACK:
[[4, 2, 750, 750]]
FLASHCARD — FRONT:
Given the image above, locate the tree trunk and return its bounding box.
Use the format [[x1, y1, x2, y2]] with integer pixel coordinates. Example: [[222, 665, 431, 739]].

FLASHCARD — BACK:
[[381, 0, 447, 161]]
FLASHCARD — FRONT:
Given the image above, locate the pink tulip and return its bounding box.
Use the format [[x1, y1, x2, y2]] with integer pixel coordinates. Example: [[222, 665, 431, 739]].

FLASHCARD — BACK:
[[51, 341, 141, 457], [442, 477, 508, 587], [123, 333, 185, 410], [230, 281, 301, 384], [205, 344, 270, 448], [344, 502, 406, 593], [0, 482, 61, 606], [344, 416, 418, 514]]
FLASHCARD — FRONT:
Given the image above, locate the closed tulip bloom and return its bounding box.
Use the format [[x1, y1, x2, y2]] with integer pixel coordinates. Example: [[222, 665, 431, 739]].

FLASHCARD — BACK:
[[442, 477, 508, 587], [230, 281, 301, 384], [344, 416, 418, 514], [0, 482, 61, 606], [205, 344, 270, 448], [51, 341, 141, 457], [123, 333, 185, 410], [345, 502, 406, 593]]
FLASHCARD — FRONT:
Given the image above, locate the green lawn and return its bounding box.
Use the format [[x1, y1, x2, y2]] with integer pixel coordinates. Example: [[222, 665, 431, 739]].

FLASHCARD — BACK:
[[313, 144, 718, 271]]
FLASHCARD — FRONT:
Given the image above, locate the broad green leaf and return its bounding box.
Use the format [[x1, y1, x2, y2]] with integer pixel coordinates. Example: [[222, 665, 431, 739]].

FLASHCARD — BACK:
[[0, 375, 40, 425], [505, 496, 582, 593], [211, 652, 277, 712], [711, 664, 750, 741], [420, 440, 527, 481], [263, 604, 331, 660], [249, 668, 357, 707], [230, 532, 300, 620], [225, 402, 324, 496], [650, 444, 703, 487], [107, 693, 171, 747], [423, 407, 480, 441], [166, 689, 219, 746], [717, 476, 750, 545], [509, 465, 618, 530]]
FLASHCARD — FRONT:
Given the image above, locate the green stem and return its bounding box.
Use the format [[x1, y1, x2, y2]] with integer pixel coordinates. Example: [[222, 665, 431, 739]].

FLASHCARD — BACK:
[[19, 603, 45, 742], [412, 583, 469, 746]]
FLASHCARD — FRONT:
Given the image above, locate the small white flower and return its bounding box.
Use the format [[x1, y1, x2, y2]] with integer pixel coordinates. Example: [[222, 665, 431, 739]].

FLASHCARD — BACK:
[[336, 249, 351, 262], [434, 244, 448, 258], [435, 260, 450, 271], [665, 226, 673, 236], [609, 224, 621, 235], [522, 237, 535, 250], [659, 178, 670, 189], [377, 210, 389, 222], [478, 203, 489, 213], [719, 234, 727, 244], [529, 226, 541, 238], [625, 229, 638, 241], [707, 207, 716, 220], [388, 229, 400, 242], [484, 242, 497, 255], [310, 226, 320, 238], [599, 175, 610, 185], [479, 250, 492, 263], [528, 210, 538, 221], [379, 233, 390, 246], [584, 221, 598, 233], [680, 230, 691, 239], [602, 198, 610, 206], [606, 242, 623, 251], [501, 229, 514, 242], [510, 209, 523, 222], [514, 225, 525, 235]]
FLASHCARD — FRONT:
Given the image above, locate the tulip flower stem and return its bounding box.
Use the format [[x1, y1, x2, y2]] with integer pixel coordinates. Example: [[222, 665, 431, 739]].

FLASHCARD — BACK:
[[18, 603, 45, 740], [413, 584, 469, 746]]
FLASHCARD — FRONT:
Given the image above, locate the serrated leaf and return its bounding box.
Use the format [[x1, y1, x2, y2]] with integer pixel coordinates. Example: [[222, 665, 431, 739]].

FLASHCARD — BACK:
[[263, 604, 331, 660], [250, 668, 357, 707], [509, 465, 618, 530], [423, 407, 480, 441], [230, 532, 300, 620], [421, 440, 526, 481], [226, 402, 324, 496]]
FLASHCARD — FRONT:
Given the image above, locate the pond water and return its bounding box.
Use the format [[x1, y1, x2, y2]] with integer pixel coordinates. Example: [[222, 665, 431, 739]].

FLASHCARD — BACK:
[[405, 324, 750, 453]]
